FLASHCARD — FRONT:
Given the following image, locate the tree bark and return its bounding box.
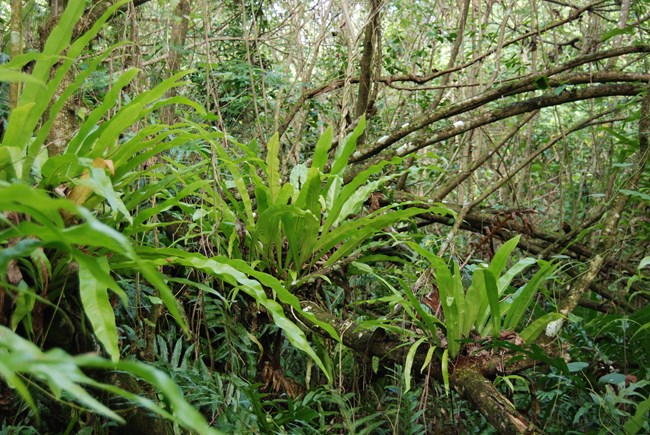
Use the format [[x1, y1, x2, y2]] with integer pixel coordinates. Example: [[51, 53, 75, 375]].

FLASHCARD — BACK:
[[9, 0, 23, 109], [452, 365, 537, 434], [161, 0, 190, 124], [353, 0, 380, 123]]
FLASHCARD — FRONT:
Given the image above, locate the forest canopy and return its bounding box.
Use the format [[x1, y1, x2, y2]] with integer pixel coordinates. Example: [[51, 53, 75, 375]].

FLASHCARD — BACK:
[[0, 0, 649, 433]]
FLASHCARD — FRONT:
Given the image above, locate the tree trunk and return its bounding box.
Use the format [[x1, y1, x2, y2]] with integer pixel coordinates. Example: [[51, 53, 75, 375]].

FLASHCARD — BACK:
[[161, 0, 190, 124], [452, 365, 538, 434]]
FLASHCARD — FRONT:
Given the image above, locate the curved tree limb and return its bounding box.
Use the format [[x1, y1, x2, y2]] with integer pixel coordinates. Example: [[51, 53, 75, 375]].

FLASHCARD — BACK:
[[352, 75, 648, 165], [344, 82, 645, 184], [452, 366, 537, 434]]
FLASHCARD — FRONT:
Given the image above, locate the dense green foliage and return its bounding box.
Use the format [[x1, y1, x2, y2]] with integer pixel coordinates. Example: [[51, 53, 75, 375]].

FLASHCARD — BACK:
[[0, 0, 649, 433]]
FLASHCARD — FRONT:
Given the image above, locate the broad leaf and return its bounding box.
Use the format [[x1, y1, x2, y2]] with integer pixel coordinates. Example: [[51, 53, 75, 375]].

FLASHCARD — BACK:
[[77, 256, 121, 362], [520, 313, 564, 342]]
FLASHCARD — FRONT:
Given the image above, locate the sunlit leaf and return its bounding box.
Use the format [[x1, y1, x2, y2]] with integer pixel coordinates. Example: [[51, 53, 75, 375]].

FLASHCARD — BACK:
[[0, 69, 45, 85], [266, 132, 281, 203], [484, 269, 500, 338]]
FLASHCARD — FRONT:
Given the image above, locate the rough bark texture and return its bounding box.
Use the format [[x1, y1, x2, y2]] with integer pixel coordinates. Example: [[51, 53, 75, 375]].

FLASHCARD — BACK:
[[452, 365, 537, 434], [353, 0, 380, 122]]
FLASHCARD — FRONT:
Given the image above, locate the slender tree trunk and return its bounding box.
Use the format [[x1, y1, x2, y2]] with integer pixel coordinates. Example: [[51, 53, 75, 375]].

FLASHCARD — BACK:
[[9, 0, 23, 109], [605, 0, 631, 69], [161, 0, 190, 125], [354, 0, 380, 122], [39, 0, 77, 157]]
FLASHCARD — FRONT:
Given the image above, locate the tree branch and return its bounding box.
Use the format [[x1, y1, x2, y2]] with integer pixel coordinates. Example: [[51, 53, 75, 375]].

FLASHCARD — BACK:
[[351, 67, 648, 165]]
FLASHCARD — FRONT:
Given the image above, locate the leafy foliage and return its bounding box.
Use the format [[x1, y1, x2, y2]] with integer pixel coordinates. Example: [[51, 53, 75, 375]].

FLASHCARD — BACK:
[[1, 0, 649, 433]]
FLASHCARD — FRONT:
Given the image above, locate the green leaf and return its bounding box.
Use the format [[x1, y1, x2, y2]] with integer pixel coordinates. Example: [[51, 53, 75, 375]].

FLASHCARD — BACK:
[[399, 276, 444, 338], [504, 261, 558, 330], [324, 156, 402, 229], [533, 76, 550, 90], [132, 179, 210, 227], [324, 175, 343, 212], [488, 236, 521, 279], [112, 126, 182, 177], [0, 327, 123, 422], [0, 359, 37, 417], [213, 146, 256, 225], [251, 204, 285, 267], [497, 257, 536, 294], [289, 163, 309, 197], [77, 256, 121, 362], [624, 397, 650, 435], [421, 345, 436, 373], [566, 362, 589, 373], [404, 337, 427, 393], [519, 312, 563, 342], [31, 44, 129, 166], [295, 167, 322, 212], [601, 26, 634, 42], [598, 373, 626, 385], [553, 84, 568, 96], [66, 66, 139, 156], [464, 273, 485, 337], [620, 189, 650, 202], [329, 115, 366, 178], [284, 207, 320, 270], [75, 167, 132, 223], [320, 207, 429, 267], [0, 69, 45, 85], [312, 126, 333, 172], [429, 256, 461, 357], [0, 239, 43, 274], [84, 70, 192, 159], [0, 104, 35, 179], [140, 248, 333, 382], [451, 262, 466, 339], [0, 189, 189, 336], [639, 256, 650, 269], [10, 282, 35, 333], [484, 269, 500, 337], [77, 355, 222, 434], [266, 132, 281, 203], [472, 256, 538, 333], [15, 0, 132, 178], [442, 348, 450, 396]]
